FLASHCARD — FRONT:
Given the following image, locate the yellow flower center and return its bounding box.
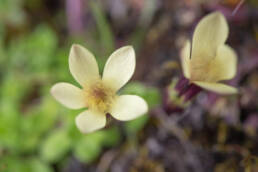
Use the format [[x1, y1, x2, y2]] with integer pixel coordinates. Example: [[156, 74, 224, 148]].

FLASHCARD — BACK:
[[84, 80, 116, 113]]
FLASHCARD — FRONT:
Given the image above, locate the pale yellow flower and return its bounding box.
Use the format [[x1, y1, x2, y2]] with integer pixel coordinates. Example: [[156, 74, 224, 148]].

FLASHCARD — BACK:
[[51, 45, 148, 133], [180, 12, 238, 94]]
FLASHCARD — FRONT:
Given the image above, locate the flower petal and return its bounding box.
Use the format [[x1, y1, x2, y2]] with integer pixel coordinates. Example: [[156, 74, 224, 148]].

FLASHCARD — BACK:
[[110, 95, 148, 121], [75, 110, 106, 133], [192, 12, 229, 61], [191, 45, 237, 82], [193, 81, 237, 95], [102, 46, 135, 91], [69, 44, 100, 87], [51, 82, 85, 109], [180, 40, 191, 78], [211, 45, 237, 81]]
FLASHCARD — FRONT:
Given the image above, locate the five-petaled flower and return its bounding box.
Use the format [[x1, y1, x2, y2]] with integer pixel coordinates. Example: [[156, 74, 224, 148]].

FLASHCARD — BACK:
[[51, 45, 148, 133], [180, 12, 238, 94]]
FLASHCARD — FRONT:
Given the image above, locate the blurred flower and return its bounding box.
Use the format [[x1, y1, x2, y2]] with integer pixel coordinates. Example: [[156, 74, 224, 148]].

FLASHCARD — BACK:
[[180, 12, 238, 94], [51, 45, 148, 133]]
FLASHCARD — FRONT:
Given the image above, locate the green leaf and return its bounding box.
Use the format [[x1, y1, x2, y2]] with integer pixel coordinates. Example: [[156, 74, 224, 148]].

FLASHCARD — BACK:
[[40, 129, 71, 163], [101, 127, 121, 147], [0, 0, 26, 26], [27, 158, 53, 172], [0, 156, 53, 172], [0, 156, 24, 172], [125, 115, 149, 135], [0, 99, 20, 152], [8, 25, 57, 75], [74, 131, 105, 163], [31, 96, 59, 134]]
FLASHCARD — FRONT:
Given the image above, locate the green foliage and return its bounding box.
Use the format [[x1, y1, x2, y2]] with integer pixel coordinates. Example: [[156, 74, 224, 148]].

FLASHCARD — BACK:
[[101, 126, 121, 147], [124, 115, 149, 135], [0, 0, 26, 26], [40, 129, 71, 163], [8, 25, 58, 75], [0, 156, 53, 172], [74, 131, 104, 163], [74, 127, 121, 163], [0, 23, 66, 169]]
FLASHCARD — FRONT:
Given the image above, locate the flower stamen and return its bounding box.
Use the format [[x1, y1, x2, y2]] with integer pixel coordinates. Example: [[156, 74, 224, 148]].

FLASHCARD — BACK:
[[84, 80, 116, 113]]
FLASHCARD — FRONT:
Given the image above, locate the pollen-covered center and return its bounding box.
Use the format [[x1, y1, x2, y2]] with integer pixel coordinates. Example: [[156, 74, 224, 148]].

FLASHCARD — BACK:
[[84, 80, 116, 113]]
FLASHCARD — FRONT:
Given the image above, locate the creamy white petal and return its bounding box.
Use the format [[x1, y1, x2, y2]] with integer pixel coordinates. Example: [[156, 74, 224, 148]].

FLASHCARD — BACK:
[[102, 46, 135, 91], [110, 95, 148, 121], [189, 45, 237, 82], [211, 44, 237, 81], [193, 81, 238, 95], [69, 44, 100, 87], [51, 82, 85, 109], [192, 12, 229, 61], [75, 110, 106, 133], [180, 40, 191, 78]]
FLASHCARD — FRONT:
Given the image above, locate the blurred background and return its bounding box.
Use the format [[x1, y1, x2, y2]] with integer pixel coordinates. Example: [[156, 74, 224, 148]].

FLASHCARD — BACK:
[[0, 0, 258, 171]]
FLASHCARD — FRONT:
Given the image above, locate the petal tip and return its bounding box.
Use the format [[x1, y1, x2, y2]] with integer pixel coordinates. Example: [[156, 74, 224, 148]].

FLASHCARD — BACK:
[[75, 115, 85, 133], [71, 43, 81, 49], [209, 11, 223, 18], [231, 87, 238, 94], [75, 111, 106, 134], [75, 114, 94, 134], [212, 11, 223, 16], [75, 115, 87, 134], [222, 87, 238, 95], [212, 11, 227, 23], [110, 95, 148, 121], [122, 45, 135, 56], [141, 98, 148, 113], [70, 44, 83, 55], [124, 45, 134, 49], [50, 84, 58, 97], [143, 103, 148, 115]]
